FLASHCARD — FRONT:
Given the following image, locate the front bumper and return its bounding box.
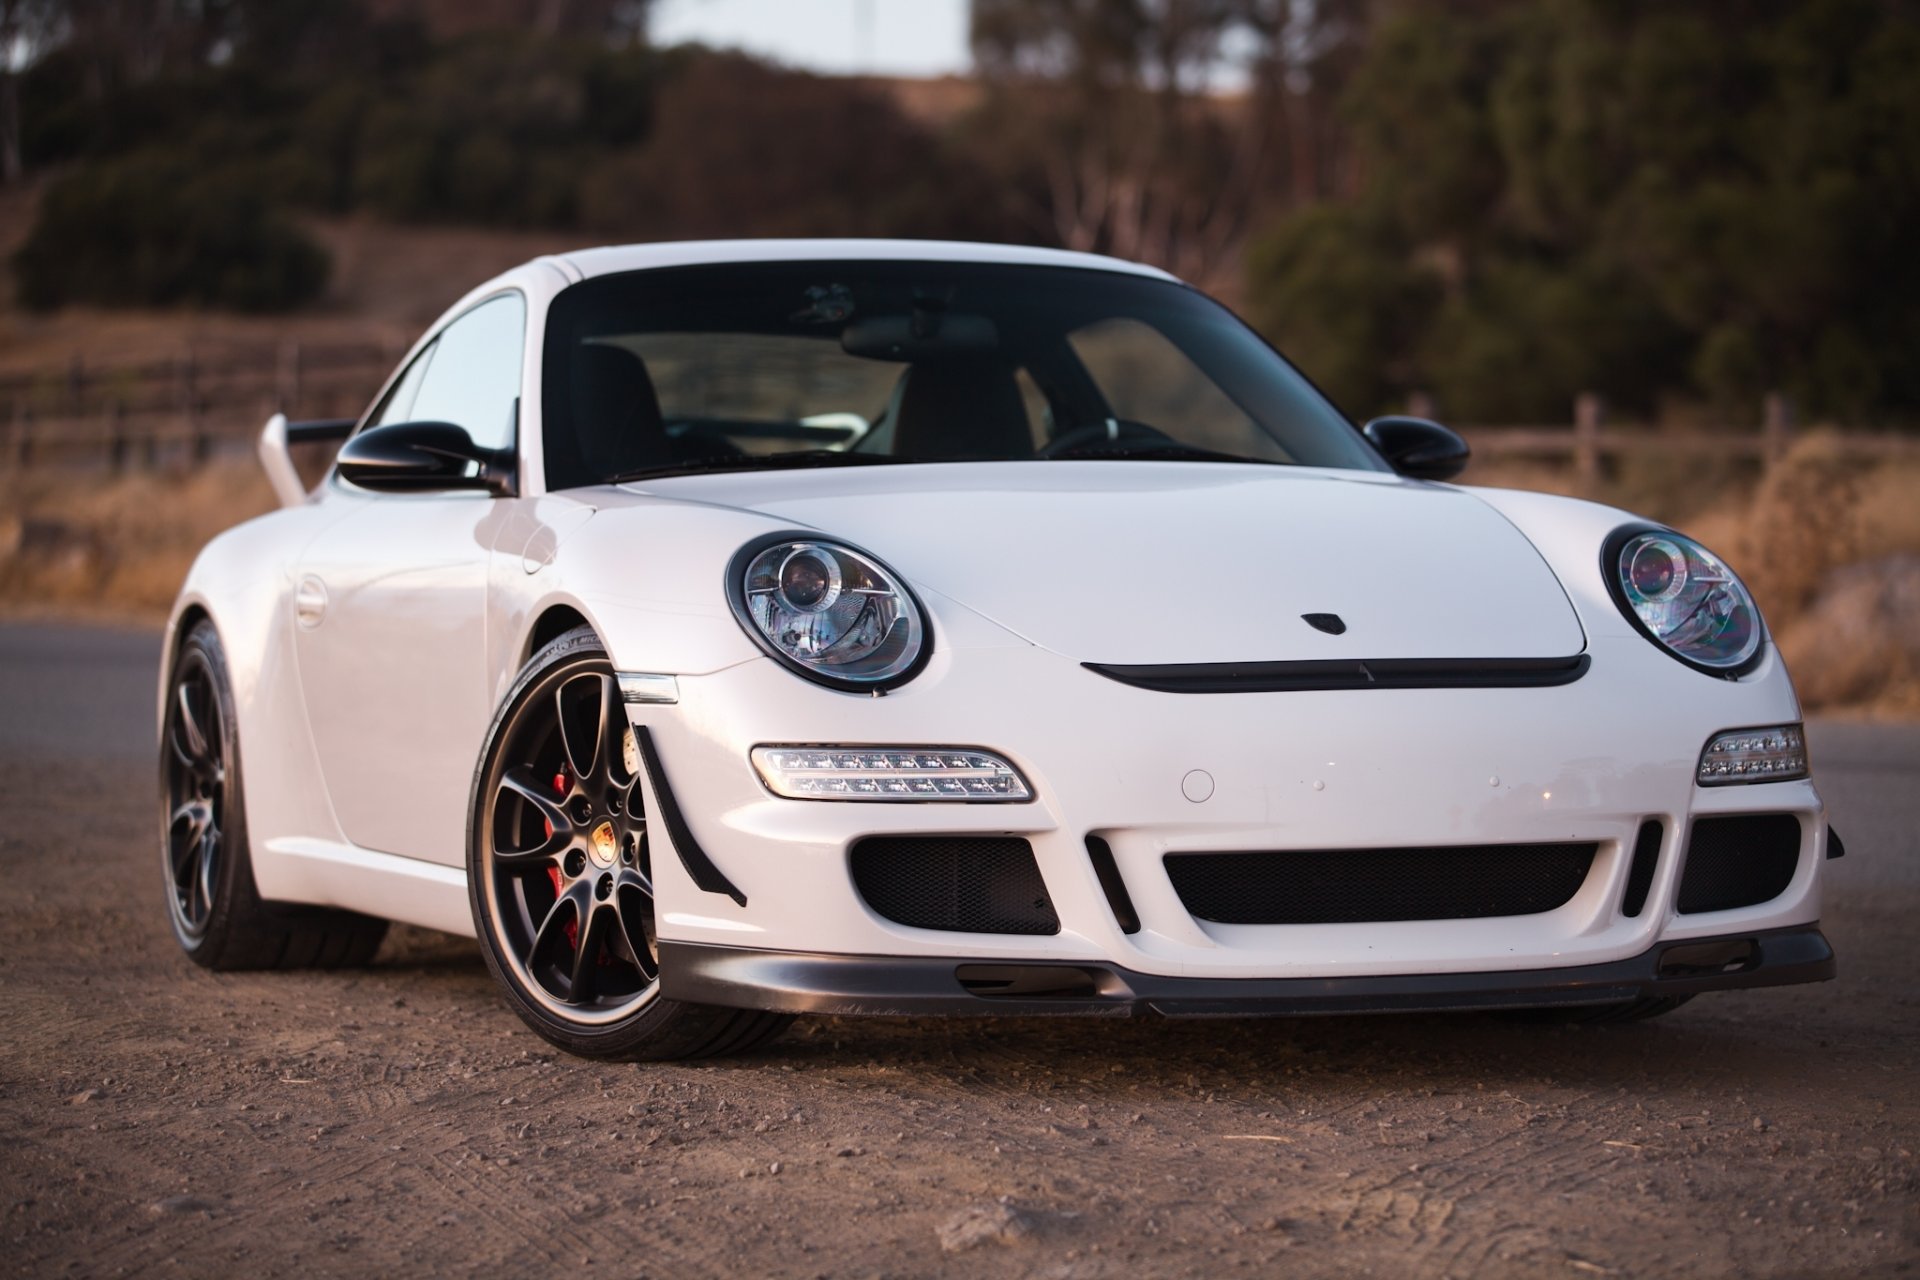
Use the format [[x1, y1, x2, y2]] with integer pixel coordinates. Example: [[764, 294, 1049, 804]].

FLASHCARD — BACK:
[[660, 924, 1835, 1017], [627, 628, 1829, 983]]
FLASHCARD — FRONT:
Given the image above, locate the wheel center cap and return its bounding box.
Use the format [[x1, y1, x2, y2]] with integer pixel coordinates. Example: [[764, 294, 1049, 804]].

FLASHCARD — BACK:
[[589, 821, 618, 868]]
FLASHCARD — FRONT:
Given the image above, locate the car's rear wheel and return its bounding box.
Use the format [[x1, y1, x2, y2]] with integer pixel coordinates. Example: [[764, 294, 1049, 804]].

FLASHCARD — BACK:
[[468, 625, 789, 1060], [162, 619, 388, 969]]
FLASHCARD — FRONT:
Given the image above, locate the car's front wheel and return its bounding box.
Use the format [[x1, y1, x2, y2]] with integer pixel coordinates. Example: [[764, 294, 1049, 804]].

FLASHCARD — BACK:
[[468, 625, 789, 1060]]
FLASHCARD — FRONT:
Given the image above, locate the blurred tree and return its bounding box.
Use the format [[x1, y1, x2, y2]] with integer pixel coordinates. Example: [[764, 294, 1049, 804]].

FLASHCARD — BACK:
[[13, 151, 329, 310], [1244, 0, 1920, 423], [579, 49, 1017, 243], [0, 0, 64, 184], [967, 0, 1370, 286]]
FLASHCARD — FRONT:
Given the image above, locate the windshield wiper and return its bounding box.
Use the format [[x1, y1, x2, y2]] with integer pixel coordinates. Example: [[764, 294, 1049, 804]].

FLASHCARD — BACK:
[[607, 451, 917, 484], [1043, 442, 1283, 465]]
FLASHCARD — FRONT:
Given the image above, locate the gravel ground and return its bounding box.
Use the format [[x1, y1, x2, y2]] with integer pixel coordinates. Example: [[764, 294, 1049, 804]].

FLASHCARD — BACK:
[[0, 623, 1914, 1278]]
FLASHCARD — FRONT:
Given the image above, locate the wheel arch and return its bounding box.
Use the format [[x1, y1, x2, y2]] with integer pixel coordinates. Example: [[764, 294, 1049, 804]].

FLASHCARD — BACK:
[[520, 601, 597, 669], [158, 594, 217, 737]]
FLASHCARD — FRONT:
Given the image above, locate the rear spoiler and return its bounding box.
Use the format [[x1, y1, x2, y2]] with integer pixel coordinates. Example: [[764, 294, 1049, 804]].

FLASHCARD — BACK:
[[259, 413, 356, 508]]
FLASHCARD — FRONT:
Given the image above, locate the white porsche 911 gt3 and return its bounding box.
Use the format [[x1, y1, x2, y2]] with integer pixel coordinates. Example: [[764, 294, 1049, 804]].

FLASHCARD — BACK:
[[160, 239, 1837, 1059]]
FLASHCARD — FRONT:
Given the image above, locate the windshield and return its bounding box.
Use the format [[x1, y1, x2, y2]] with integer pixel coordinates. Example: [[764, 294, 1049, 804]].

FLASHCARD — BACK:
[[540, 261, 1384, 488]]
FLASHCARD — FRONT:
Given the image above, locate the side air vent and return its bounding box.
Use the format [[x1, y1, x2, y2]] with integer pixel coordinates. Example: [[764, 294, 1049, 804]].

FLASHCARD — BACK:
[[1621, 819, 1663, 918], [1677, 815, 1801, 914], [850, 836, 1059, 935], [1084, 836, 1141, 934]]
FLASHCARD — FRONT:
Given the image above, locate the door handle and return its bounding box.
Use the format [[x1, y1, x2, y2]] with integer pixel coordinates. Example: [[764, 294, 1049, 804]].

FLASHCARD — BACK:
[[295, 575, 328, 628]]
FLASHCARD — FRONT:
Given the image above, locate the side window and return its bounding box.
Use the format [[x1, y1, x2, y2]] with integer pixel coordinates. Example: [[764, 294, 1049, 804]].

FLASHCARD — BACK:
[[408, 293, 527, 451], [367, 344, 435, 430]]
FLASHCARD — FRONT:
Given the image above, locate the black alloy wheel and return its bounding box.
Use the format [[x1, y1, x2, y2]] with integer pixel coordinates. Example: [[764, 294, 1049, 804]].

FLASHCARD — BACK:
[[164, 640, 227, 941], [161, 619, 387, 969], [469, 625, 789, 1060]]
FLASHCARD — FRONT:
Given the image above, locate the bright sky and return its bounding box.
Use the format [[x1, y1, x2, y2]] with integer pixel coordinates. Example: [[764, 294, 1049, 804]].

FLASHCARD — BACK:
[[650, 0, 974, 77]]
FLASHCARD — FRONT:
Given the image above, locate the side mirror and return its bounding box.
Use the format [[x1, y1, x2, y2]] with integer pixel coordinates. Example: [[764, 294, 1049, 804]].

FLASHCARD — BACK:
[[336, 421, 515, 497], [1362, 416, 1471, 481]]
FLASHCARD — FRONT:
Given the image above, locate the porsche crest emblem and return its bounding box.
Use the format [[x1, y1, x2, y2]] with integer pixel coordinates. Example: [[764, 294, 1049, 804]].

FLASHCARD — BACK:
[[590, 821, 618, 867]]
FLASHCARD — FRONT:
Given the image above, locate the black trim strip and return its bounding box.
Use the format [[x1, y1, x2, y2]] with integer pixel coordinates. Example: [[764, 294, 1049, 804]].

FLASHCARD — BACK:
[[657, 925, 1834, 1017], [635, 726, 746, 907], [285, 417, 357, 444], [1083, 653, 1590, 694]]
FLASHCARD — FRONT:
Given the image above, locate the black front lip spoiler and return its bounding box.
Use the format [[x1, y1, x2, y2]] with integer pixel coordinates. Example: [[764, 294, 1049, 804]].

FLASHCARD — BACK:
[[658, 925, 1834, 1018]]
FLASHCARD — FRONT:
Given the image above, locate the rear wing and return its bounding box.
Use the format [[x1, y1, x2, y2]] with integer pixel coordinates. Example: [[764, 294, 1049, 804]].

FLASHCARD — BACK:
[[259, 413, 356, 508]]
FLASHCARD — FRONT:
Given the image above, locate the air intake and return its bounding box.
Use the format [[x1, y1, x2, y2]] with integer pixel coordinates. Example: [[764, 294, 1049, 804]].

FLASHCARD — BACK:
[[1677, 815, 1801, 914], [1164, 842, 1596, 925], [850, 836, 1059, 935]]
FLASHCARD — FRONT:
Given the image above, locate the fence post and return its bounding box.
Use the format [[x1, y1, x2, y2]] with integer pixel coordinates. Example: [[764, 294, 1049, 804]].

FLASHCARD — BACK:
[[1763, 391, 1793, 467], [108, 402, 128, 475], [182, 349, 207, 465], [1573, 392, 1603, 495]]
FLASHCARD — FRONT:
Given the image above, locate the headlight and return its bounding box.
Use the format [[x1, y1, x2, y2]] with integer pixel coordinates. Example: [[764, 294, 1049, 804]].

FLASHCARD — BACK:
[[726, 533, 929, 691], [1603, 524, 1763, 675]]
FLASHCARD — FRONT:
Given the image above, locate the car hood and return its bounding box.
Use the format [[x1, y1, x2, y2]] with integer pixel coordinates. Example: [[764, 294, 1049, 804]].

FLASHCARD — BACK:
[[626, 462, 1586, 665]]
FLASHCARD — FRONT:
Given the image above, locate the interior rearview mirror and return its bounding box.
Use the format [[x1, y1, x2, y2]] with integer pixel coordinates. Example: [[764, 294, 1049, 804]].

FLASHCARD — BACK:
[[1362, 416, 1471, 481], [336, 421, 516, 497]]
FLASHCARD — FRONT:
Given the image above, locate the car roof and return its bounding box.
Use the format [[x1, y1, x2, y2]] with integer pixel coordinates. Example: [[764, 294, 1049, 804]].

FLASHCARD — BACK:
[[552, 239, 1179, 283]]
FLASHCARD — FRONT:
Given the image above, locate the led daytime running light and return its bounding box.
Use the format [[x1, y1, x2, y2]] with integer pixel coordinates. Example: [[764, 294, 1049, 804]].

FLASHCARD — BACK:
[[1697, 724, 1808, 786], [752, 746, 1032, 801]]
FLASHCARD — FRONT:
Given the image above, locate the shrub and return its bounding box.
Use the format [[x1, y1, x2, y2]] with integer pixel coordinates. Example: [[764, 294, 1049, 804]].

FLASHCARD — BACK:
[[13, 155, 330, 312]]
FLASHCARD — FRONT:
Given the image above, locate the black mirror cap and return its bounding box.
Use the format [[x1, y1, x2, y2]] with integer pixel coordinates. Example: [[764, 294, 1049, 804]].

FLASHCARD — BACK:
[[1362, 416, 1471, 481], [336, 421, 516, 497]]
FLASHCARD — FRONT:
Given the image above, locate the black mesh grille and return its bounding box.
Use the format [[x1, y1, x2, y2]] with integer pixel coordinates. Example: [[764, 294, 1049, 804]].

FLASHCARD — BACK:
[[1621, 819, 1664, 918], [850, 837, 1059, 935], [1164, 842, 1597, 925], [1677, 815, 1801, 914]]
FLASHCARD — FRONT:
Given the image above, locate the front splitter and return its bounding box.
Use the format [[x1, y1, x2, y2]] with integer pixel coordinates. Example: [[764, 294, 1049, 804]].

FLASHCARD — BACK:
[[657, 925, 1834, 1018]]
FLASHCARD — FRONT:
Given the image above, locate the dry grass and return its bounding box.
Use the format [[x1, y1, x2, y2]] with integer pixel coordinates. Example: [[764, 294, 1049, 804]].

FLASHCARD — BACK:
[[0, 215, 585, 380], [4, 442, 1917, 715], [0, 460, 276, 624]]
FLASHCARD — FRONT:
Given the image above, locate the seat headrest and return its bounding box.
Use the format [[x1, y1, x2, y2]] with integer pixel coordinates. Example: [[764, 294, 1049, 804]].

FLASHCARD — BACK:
[[890, 358, 1033, 461], [547, 343, 670, 489]]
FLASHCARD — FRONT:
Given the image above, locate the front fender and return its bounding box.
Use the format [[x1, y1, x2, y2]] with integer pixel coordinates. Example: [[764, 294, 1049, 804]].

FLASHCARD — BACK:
[[1464, 484, 1804, 717]]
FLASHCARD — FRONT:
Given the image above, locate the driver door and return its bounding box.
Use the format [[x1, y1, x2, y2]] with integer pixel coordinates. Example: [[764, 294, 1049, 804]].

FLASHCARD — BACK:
[[293, 293, 526, 866]]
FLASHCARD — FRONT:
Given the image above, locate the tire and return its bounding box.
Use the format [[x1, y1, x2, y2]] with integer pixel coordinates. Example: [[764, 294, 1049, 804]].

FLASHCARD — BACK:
[[467, 624, 790, 1061], [1512, 994, 1695, 1025], [161, 619, 389, 970]]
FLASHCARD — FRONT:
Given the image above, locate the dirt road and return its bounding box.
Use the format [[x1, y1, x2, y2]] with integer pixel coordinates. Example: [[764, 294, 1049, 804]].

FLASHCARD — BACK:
[[0, 623, 1914, 1278]]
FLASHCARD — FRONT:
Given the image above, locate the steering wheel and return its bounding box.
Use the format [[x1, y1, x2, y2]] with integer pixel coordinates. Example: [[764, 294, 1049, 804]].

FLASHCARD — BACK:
[[1036, 418, 1176, 458]]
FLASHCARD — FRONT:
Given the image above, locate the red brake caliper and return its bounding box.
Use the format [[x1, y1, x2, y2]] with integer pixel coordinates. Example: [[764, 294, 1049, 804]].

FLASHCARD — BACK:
[[544, 768, 579, 951]]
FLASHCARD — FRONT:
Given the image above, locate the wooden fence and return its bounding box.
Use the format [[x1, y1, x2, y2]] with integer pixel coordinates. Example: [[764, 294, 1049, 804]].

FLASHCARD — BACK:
[[0, 340, 399, 471], [1454, 392, 1920, 489], [2, 343, 1916, 480]]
